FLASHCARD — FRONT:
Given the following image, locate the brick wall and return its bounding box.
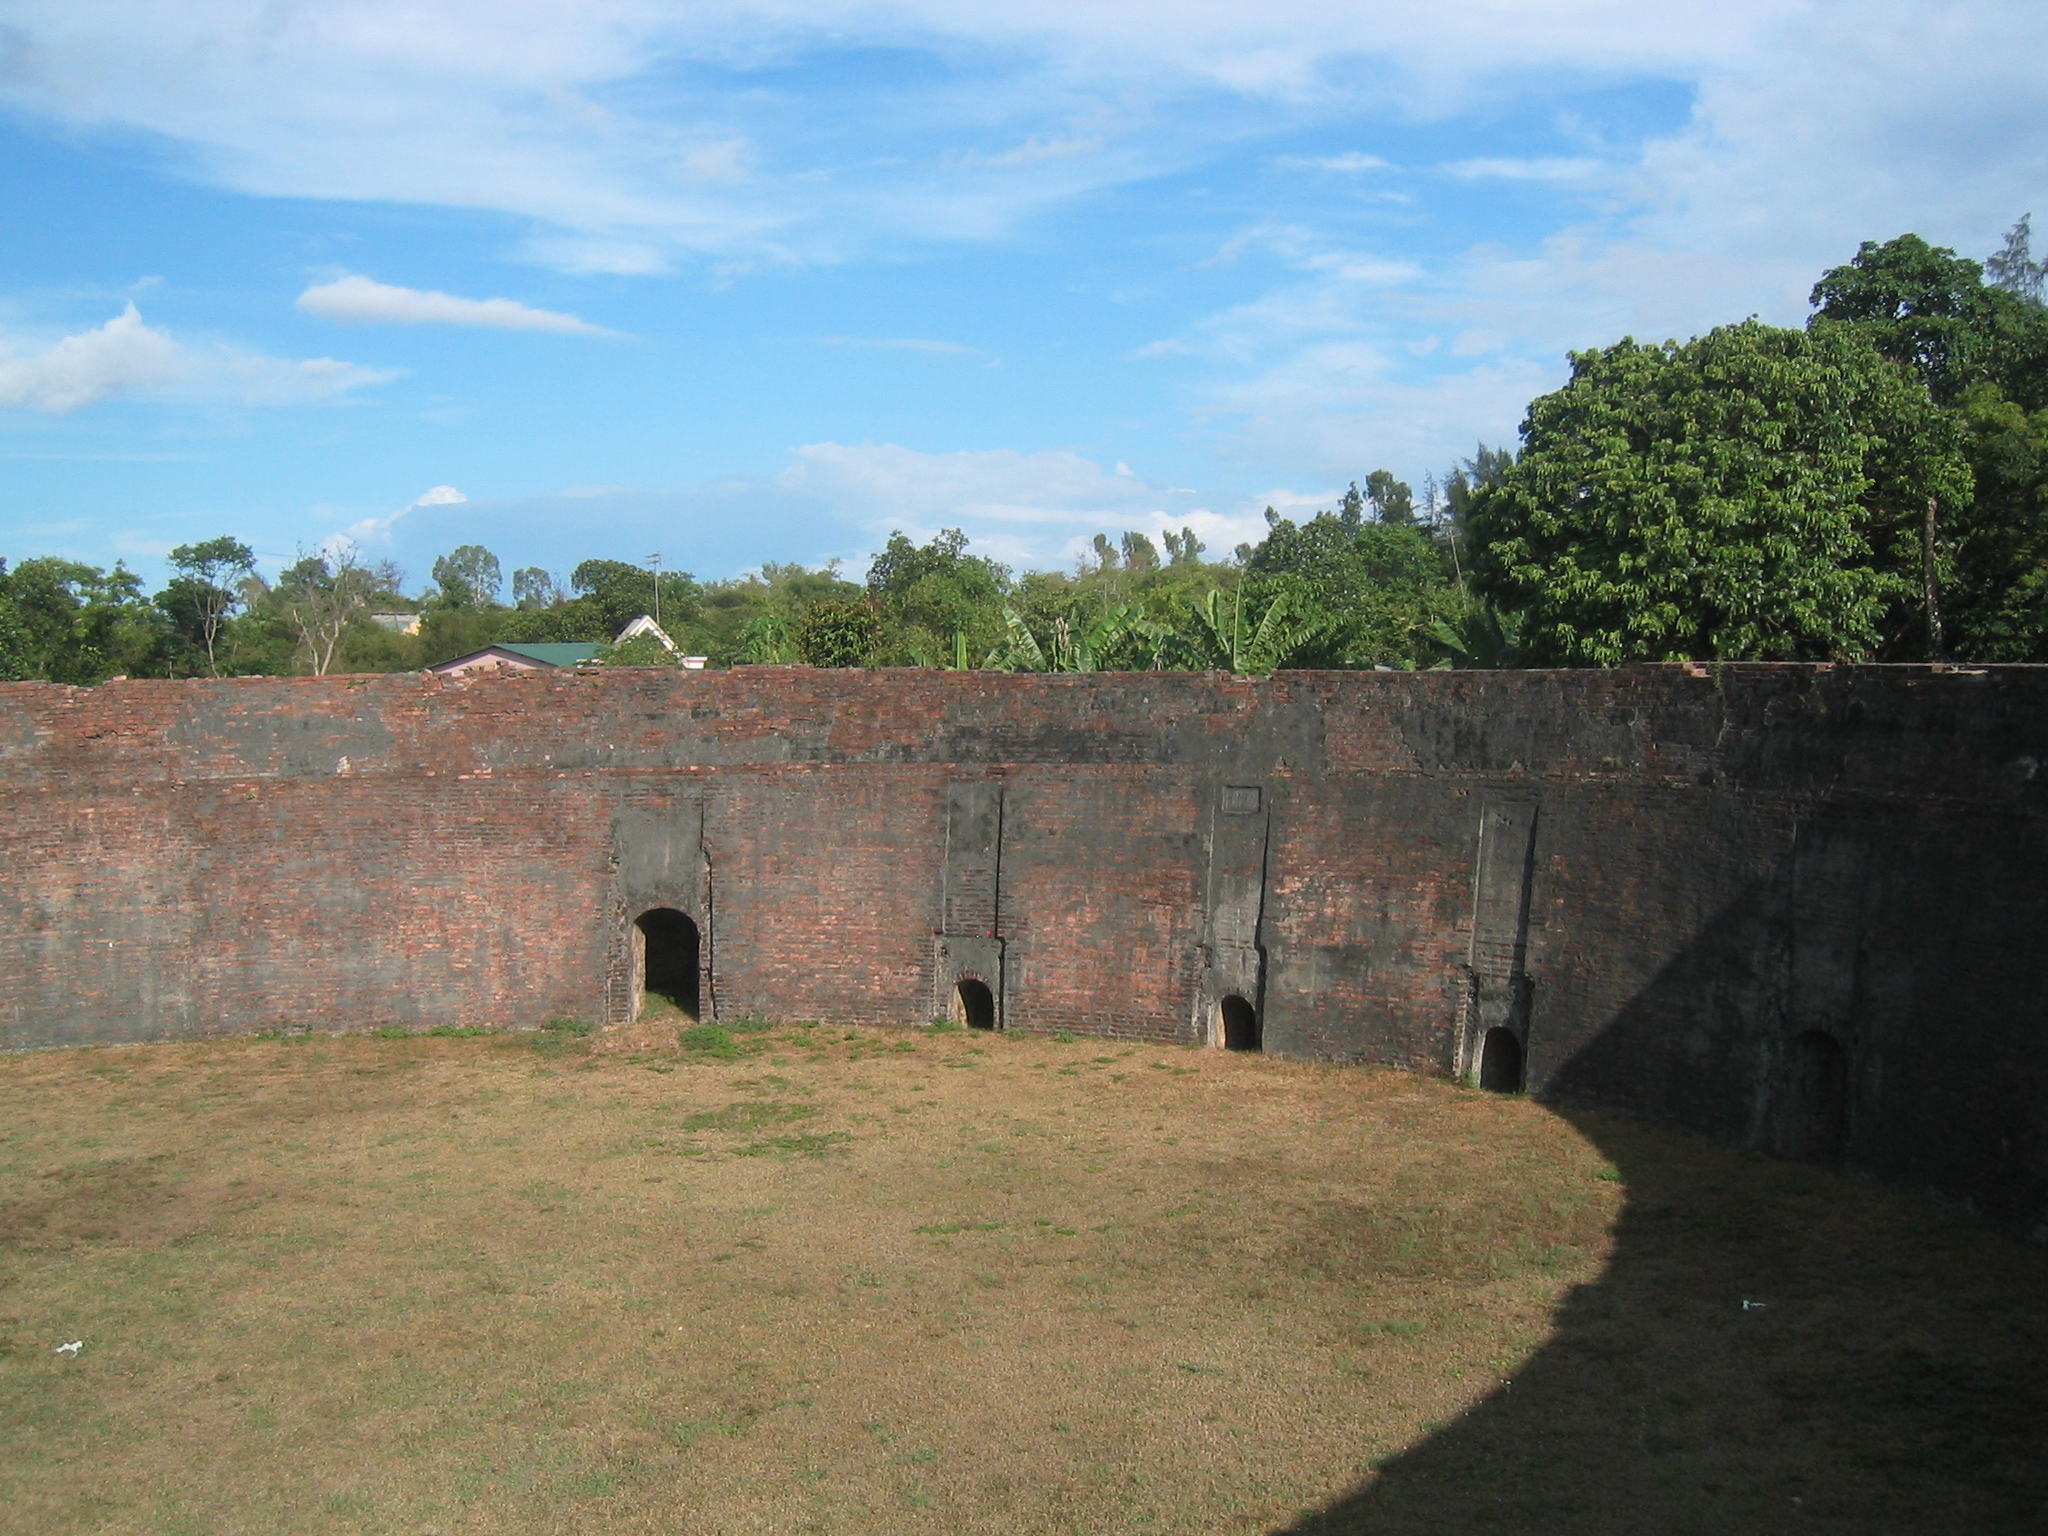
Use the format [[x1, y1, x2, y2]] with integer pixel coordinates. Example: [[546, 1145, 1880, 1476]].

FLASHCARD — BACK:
[[2, 664, 2044, 1231]]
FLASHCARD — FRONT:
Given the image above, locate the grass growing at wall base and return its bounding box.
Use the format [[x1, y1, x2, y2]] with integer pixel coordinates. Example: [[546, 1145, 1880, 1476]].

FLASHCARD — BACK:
[[1, 1026, 2043, 1536]]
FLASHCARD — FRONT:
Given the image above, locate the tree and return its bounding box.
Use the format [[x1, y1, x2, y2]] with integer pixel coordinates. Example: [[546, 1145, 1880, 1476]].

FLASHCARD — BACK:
[[279, 544, 380, 676], [1810, 233, 2048, 408], [570, 558, 699, 639], [0, 557, 165, 683], [865, 529, 1009, 666], [792, 598, 879, 667], [1241, 505, 1456, 668], [1811, 230, 2048, 659], [1986, 214, 2047, 306], [1162, 527, 1207, 566], [0, 564, 33, 681], [431, 545, 503, 608], [512, 567, 565, 610], [164, 536, 255, 677], [1467, 320, 1973, 666], [1366, 470, 1414, 524], [1120, 531, 1159, 572]]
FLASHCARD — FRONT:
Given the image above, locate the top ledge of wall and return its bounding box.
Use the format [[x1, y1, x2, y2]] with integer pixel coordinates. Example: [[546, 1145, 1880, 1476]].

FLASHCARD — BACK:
[[2, 665, 2044, 805]]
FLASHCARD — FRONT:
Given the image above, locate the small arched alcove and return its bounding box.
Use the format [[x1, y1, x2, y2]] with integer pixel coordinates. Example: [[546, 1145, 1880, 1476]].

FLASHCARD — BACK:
[[952, 977, 997, 1031], [1479, 1027, 1524, 1093], [1787, 1030, 1849, 1164], [635, 908, 701, 1019], [1219, 995, 1261, 1052]]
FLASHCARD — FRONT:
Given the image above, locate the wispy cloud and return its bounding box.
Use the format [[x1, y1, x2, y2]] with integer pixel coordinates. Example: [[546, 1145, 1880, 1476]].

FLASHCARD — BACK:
[[1278, 153, 1391, 173], [1444, 157, 1605, 182], [0, 1, 1788, 270], [775, 442, 1262, 568], [820, 336, 981, 356], [0, 304, 397, 413], [297, 275, 617, 335], [952, 136, 1104, 170]]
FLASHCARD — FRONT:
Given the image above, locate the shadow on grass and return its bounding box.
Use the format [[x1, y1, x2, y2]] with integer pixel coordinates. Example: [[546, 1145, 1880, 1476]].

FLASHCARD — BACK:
[[1282, 1106, 2048, 1536]]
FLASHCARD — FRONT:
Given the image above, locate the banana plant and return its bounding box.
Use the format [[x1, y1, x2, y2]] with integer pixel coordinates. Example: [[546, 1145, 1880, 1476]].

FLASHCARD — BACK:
[[1429, 604, 1524, 668], [1192, 586, 1327, 676], [984, 603, 1165, 672]]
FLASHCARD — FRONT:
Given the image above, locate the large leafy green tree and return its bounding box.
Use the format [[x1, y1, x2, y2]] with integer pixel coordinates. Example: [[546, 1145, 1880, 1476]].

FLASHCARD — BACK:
[[430, 545, 503, 608], [1241, 503, 1455, 668], [865, 529, 1009, 665], [0, 558, 166, 683], [160, 536, 256, 677], [1811, 230, 2048, 659], [1467, 320, 1972, 665]]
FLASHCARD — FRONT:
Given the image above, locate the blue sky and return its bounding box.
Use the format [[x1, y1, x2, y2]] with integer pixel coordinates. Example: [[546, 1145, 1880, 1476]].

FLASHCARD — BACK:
[[2, 0, 2043, 594]]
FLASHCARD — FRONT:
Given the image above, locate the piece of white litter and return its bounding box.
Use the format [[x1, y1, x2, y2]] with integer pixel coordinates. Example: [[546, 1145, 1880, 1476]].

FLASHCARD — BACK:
[[54, 1340, 83, 1356], [1742, 1300, 1767, 1311]]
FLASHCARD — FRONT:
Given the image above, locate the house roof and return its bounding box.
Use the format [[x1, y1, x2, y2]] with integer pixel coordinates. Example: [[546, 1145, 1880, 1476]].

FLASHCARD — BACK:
[[427, 641, 603, 676], [500, 642, 603, 666]]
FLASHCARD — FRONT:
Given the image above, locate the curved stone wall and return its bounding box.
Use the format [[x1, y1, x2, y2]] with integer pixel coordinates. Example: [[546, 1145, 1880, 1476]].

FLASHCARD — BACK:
[[2, 664, 2043, 1232]]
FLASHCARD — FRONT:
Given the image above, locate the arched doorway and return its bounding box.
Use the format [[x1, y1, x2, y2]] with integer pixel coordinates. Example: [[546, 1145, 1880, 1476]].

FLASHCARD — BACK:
[[636, 908, 700, 1019], [952, 977, 996, 1030], [1787, 1030, 1848, 1164], [1479, 1027, 1524, 1093], [1219, 994, 1260, 1052]]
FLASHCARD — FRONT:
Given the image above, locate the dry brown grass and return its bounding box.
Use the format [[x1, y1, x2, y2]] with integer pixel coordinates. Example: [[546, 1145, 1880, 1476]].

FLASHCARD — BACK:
[[1, 1020, 2042, 1536]]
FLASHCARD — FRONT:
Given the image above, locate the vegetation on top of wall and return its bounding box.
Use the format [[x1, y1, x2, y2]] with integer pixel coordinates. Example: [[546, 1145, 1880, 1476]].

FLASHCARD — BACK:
[[5, 220, 2045, 683]]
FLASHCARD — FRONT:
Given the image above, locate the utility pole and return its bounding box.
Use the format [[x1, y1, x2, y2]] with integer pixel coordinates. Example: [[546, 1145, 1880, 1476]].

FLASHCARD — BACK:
[[648, 553, 662, 629]]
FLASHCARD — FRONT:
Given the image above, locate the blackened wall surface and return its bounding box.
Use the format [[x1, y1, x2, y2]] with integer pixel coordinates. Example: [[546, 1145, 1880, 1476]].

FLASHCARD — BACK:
[[2, 665, 2044, 1230]]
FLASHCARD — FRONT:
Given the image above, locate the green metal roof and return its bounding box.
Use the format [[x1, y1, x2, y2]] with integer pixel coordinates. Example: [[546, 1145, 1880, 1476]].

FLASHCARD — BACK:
[[498, 642, 603, 666]]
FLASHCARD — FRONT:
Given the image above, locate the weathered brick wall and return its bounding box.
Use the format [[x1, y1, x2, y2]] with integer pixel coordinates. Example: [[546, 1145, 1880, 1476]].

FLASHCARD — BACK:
[[2, 665, 2044, 1230]]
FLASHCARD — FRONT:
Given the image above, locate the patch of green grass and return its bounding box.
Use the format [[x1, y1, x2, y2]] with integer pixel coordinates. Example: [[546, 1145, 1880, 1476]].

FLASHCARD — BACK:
[[678, 1024, 745, 1059], [666, 1413, 749, 1448], [914, 1221, 1003, 1236], [734, 1132, 852, 1158], [679, 1101, 815, 1133]]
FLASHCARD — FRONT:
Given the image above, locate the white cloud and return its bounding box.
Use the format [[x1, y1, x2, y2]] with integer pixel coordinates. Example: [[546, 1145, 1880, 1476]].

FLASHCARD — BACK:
[[341, 484, 470, 547], [1279, 152, 1391, 173], [820, 336, 981, 356], [0, 305, 179, 413], [0, 303, 398, 413], [1444, 156, 1604, 181], [297, 275, 616, 335], [953, 136, 1105, 170], [0, 1, 1791, 270], [775, 441, 1266, 568]]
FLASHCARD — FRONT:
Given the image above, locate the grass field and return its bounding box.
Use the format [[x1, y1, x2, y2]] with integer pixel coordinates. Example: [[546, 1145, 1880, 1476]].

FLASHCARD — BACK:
[[2, 1017, 2043, 1535]]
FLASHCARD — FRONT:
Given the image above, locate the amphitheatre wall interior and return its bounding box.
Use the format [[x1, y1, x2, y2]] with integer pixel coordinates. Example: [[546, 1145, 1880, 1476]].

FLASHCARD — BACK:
[[1, 664, 2044, 1234]]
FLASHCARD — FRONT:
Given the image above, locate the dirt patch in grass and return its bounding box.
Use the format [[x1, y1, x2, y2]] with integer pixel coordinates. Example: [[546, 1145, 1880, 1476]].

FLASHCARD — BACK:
[[0, 1026, 2041, 1535]]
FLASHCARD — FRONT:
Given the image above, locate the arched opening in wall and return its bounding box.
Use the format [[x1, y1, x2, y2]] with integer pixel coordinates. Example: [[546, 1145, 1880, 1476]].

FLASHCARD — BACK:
[[1219, 995, 1261, 1052], [1787, 1030, 1849, 1164], [636, 908, 700, 1019], [1479, 1028, 1524, 1093], [952, 978, 996, 1031]]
